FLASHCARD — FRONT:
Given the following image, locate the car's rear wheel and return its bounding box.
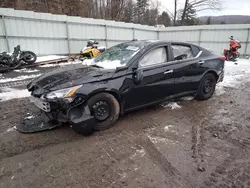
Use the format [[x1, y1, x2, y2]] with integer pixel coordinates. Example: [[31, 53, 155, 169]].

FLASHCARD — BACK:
[[88, 93, 120, 131], [196, 73, 217, 100]]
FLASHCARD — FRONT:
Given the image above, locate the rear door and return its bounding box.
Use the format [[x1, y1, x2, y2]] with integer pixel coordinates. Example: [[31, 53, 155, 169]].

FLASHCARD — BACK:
[[123, 45, 176, 110], [169, 43, 208, 95]]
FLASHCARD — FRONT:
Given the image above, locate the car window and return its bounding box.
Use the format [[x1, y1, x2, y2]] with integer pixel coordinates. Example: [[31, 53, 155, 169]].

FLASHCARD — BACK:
[[192, 46, 200, 56], [139, 47, 167, 67], [171, 45, 194, 61], [200, 47, 211, 57]]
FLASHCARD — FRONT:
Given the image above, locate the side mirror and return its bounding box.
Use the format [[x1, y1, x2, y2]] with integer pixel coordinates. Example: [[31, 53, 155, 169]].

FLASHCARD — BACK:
[[133, 68, 143, 84]]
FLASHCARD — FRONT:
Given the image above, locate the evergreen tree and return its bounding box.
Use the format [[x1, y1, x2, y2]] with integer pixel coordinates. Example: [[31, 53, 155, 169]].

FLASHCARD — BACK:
[[158, 11, 171, 26]]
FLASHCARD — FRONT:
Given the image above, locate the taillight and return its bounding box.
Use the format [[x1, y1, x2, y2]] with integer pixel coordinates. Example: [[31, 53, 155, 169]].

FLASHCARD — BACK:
[[220, 56, 226, 61]]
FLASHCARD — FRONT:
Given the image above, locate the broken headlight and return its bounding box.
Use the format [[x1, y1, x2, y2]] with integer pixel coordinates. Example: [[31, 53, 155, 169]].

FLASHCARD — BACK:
[[44, 85, 82, 102]]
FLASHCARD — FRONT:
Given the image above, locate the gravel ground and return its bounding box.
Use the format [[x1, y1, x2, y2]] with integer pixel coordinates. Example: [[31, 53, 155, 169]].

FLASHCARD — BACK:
[[1, 61, 250, 188]]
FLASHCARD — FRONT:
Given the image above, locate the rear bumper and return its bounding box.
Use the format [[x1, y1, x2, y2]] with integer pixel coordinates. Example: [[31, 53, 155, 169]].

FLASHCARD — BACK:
[[218, 70, 224, 83]]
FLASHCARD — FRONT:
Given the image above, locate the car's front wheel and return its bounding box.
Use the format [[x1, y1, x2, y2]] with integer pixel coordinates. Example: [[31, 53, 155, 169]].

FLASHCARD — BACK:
[[88, 93, 120, 131], [196, 73, 217, 100]]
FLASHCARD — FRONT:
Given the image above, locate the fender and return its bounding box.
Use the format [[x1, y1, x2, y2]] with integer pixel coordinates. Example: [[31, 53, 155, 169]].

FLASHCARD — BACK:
[[76, 83, 125, 113], [201, 69, 221, 81]]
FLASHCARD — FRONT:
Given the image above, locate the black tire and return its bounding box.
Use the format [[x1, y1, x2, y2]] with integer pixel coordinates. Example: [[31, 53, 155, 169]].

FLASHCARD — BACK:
[[88, 93, 120, 131], [0, 64, 10, 73], [22, 51, 37, 64], [196, 73, 217, 100], [71, 123, 94, 136]]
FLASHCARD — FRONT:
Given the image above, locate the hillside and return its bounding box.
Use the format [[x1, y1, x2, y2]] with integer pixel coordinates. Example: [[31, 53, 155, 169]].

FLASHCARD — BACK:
[[199, 15, 250, 24]]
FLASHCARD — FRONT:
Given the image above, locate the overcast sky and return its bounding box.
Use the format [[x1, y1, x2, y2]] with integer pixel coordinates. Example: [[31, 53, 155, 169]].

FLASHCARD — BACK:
[[159, 0, 250, 17]]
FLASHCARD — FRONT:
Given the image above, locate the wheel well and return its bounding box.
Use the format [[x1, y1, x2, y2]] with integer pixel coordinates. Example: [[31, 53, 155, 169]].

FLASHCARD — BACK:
[[206, 71, 219, 81], [88, 91, 123, 113]]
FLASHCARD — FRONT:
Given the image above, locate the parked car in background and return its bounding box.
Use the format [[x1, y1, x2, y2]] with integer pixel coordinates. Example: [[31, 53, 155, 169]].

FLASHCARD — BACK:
[[26, 40, 225, 135]]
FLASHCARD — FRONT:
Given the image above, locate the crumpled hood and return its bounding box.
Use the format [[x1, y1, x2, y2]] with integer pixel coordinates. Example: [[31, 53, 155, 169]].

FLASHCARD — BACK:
[[27, 64, 114, 94]]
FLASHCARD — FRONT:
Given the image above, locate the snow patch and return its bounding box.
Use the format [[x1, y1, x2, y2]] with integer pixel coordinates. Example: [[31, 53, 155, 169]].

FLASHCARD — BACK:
[[0, 88, 30, 101], [216, 59, 250, 95], [147, 135, 179, 144], [82, 58, 95, 66], [164, 125, 173, 131], [160, 102, 181, 110], [14, 68, 40, 73], [6, 126, 17, 132], [130, 148, 146, 159], [0, 74, 41, 83], [181, 96, 194, 101], [40, 60, 82, 67], [36, 55, 67, 63], [0, 126, 17, 136], [96, 60, 125, 69]]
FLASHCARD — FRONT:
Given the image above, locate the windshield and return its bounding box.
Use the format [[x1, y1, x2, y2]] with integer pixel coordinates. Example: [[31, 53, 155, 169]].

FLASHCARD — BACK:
[[94, 43, 143, 69]]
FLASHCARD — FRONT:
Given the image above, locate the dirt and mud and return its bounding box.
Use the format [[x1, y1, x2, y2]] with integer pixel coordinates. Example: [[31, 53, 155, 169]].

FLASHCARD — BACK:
[[1, 67, 250, 188]]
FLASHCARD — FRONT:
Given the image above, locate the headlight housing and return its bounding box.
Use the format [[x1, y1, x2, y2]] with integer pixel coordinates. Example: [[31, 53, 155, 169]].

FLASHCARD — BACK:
[[44, 85, 82, 101]]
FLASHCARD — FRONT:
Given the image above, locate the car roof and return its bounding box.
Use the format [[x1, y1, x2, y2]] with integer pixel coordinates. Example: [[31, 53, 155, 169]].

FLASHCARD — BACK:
[[121, 40, 211, 55], [124, 40, 196, 47]]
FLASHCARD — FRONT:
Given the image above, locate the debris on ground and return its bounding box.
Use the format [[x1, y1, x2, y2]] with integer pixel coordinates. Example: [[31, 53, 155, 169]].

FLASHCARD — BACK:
[[197, 166, 206, 172], [213, 133, 218, 137], [160, 102, 182, 109]]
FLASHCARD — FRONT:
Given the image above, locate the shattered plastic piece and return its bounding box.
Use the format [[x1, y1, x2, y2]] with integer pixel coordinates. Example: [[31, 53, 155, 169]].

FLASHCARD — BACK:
[[213, 133, 218, 137], [24, 115, 35, 120], [198, 166, 206, 172]]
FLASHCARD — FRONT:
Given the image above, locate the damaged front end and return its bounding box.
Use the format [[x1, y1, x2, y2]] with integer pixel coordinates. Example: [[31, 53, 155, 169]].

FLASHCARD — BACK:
[[17, 82, 95, 135]]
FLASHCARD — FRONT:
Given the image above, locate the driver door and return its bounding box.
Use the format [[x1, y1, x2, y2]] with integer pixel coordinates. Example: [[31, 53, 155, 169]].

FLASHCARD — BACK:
[[124, 45, 176, 110]]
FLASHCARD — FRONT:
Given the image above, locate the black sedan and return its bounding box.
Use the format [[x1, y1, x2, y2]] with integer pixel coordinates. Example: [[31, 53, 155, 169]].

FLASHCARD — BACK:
[[26, 40, 225, 134]]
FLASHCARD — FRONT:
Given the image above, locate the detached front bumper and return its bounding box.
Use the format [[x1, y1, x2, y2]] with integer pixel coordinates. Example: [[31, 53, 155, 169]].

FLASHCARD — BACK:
[[27, 96, 95, 133]]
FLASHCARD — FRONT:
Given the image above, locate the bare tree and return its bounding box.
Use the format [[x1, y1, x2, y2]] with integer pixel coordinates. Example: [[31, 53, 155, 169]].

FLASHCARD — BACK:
[[1, 0, 9, 7], [189, 0, 222, 12], [181, 0, 189, 25], [181, 0, 222, 25], [173, 0, 178, 25], [122, 0, 135, 22]]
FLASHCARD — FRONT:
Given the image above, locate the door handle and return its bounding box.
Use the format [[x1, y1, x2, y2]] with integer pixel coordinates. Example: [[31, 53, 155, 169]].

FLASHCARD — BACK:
[[198, 60, 205, 65], [164, 70, 173, 74]]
